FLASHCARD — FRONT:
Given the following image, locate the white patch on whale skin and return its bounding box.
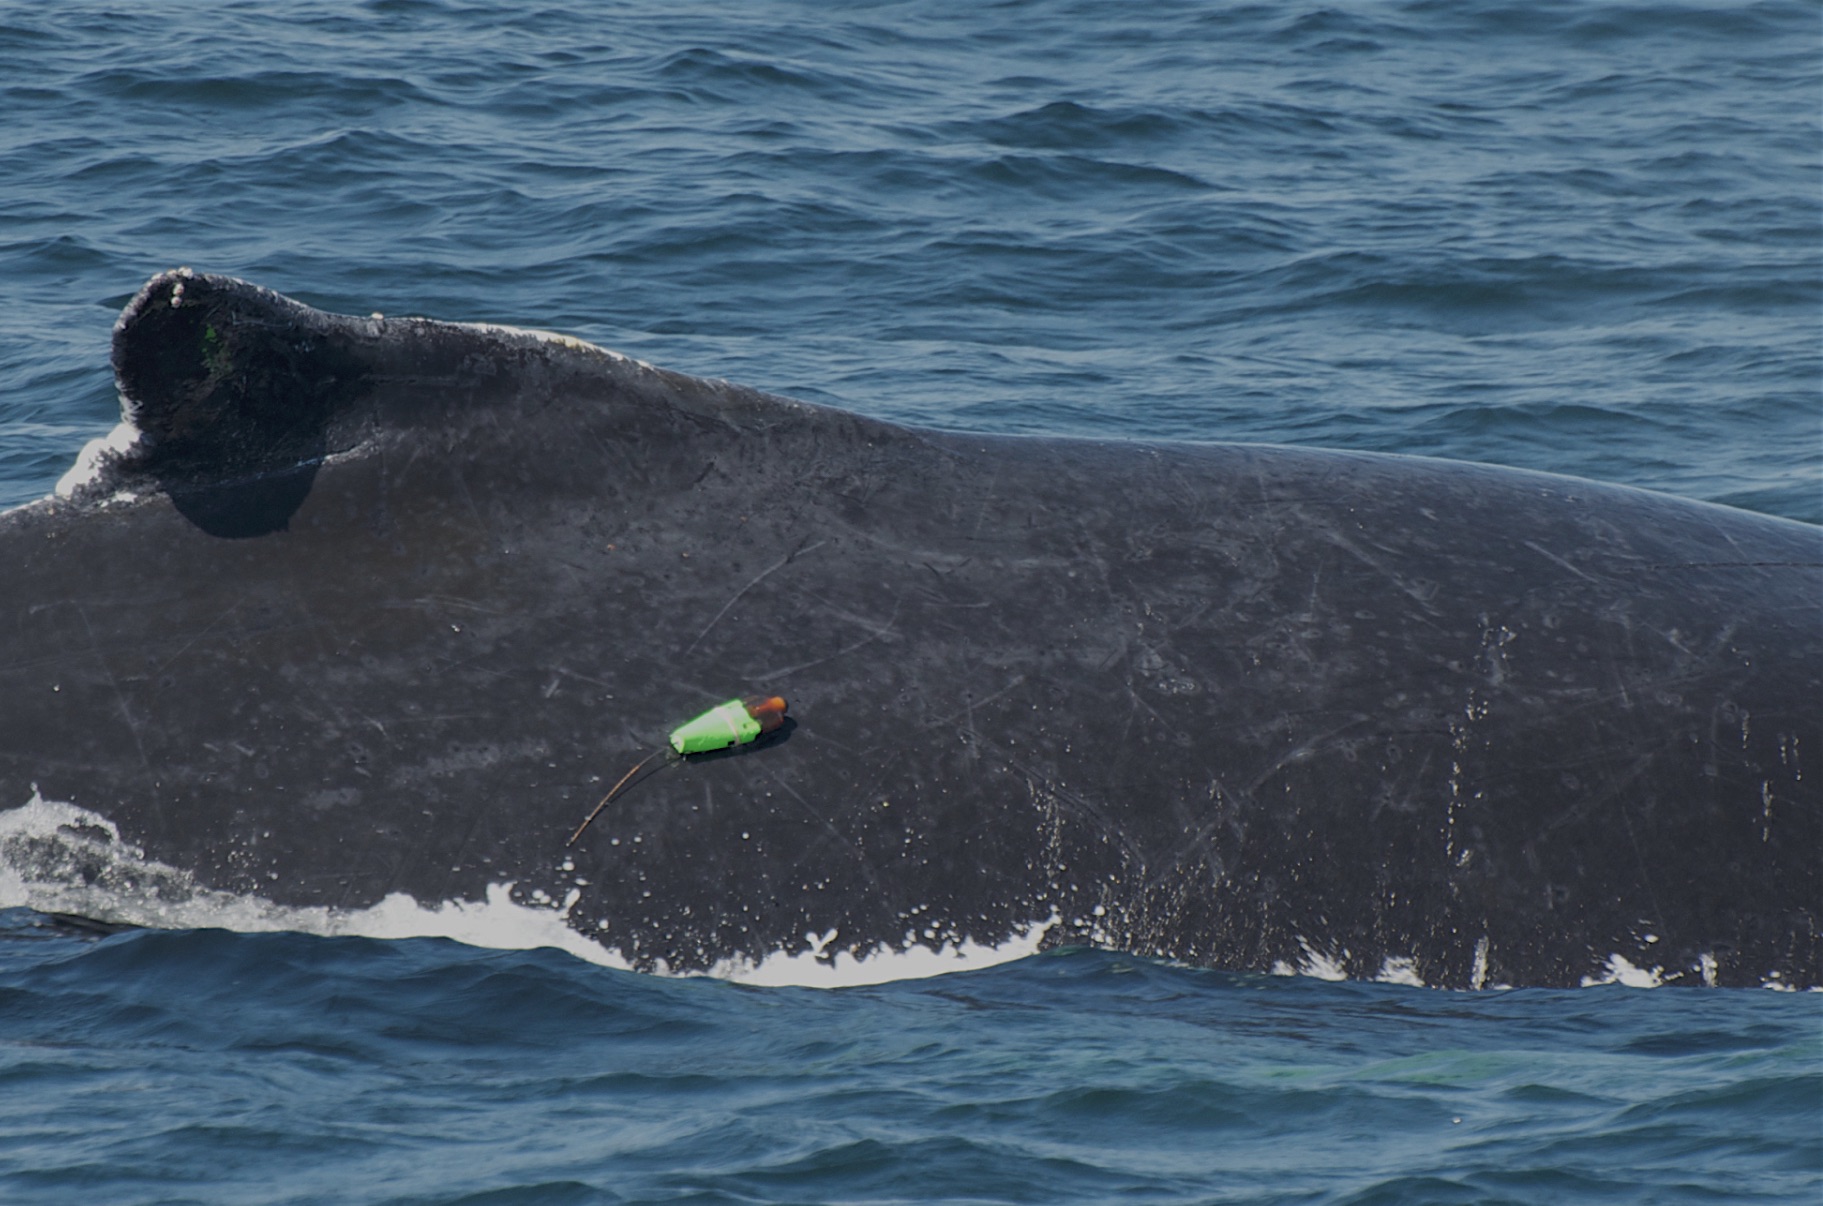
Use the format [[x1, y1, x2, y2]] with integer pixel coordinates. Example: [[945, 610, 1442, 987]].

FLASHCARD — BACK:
[[53, 419, 143, 500], [0, 790, 1056, 988]]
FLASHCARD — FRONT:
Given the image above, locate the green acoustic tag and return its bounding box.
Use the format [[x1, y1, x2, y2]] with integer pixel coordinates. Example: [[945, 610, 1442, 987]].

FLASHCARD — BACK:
[[569, 696, 788, 846], [669, 700, 761, 755]]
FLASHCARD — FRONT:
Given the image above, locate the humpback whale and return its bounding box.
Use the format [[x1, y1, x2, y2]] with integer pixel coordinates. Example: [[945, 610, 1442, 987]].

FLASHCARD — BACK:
[[2, 269, 1817, 988]]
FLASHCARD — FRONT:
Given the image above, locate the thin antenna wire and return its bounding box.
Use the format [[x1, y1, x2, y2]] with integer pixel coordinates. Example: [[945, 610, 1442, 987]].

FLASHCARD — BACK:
[[566, 749, 663, 846]]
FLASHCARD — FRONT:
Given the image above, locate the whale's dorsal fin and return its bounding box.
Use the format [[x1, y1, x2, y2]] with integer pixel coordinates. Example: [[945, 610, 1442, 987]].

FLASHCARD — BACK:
[[112, 269, 369, 484]]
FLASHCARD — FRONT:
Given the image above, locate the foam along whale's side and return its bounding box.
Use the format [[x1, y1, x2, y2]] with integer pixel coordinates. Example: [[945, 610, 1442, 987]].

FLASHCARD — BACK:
[[1, 269, 1817, 989]]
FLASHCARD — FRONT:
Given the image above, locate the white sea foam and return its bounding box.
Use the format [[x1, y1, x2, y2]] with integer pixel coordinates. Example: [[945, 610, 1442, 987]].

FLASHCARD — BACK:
[[53, 419, 142, 499], [1581, 953, 1665, 988], [1270, 939, 1349, 981], [1375, 955, 1426, 987], [9, 792, 1800, 991], [0, 790, 1055, 988], [710, 916, 1060, 988]]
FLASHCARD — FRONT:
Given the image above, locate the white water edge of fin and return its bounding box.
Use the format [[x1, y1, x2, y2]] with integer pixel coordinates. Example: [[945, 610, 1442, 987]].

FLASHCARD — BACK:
[[0, 791, 1053, 989], [52, 418, 142, 500]]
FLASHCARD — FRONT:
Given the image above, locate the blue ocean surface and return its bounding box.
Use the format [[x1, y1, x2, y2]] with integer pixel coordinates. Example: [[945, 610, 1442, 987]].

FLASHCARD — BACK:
[[1, 910, 1819, 1206], [1, 0, 1819, 1202]]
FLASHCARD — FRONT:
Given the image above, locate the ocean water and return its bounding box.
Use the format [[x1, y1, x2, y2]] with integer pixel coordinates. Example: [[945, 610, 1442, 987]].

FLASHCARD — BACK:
[[1, 1, 1819, 1202], [1, 909, 1819, 1206]]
